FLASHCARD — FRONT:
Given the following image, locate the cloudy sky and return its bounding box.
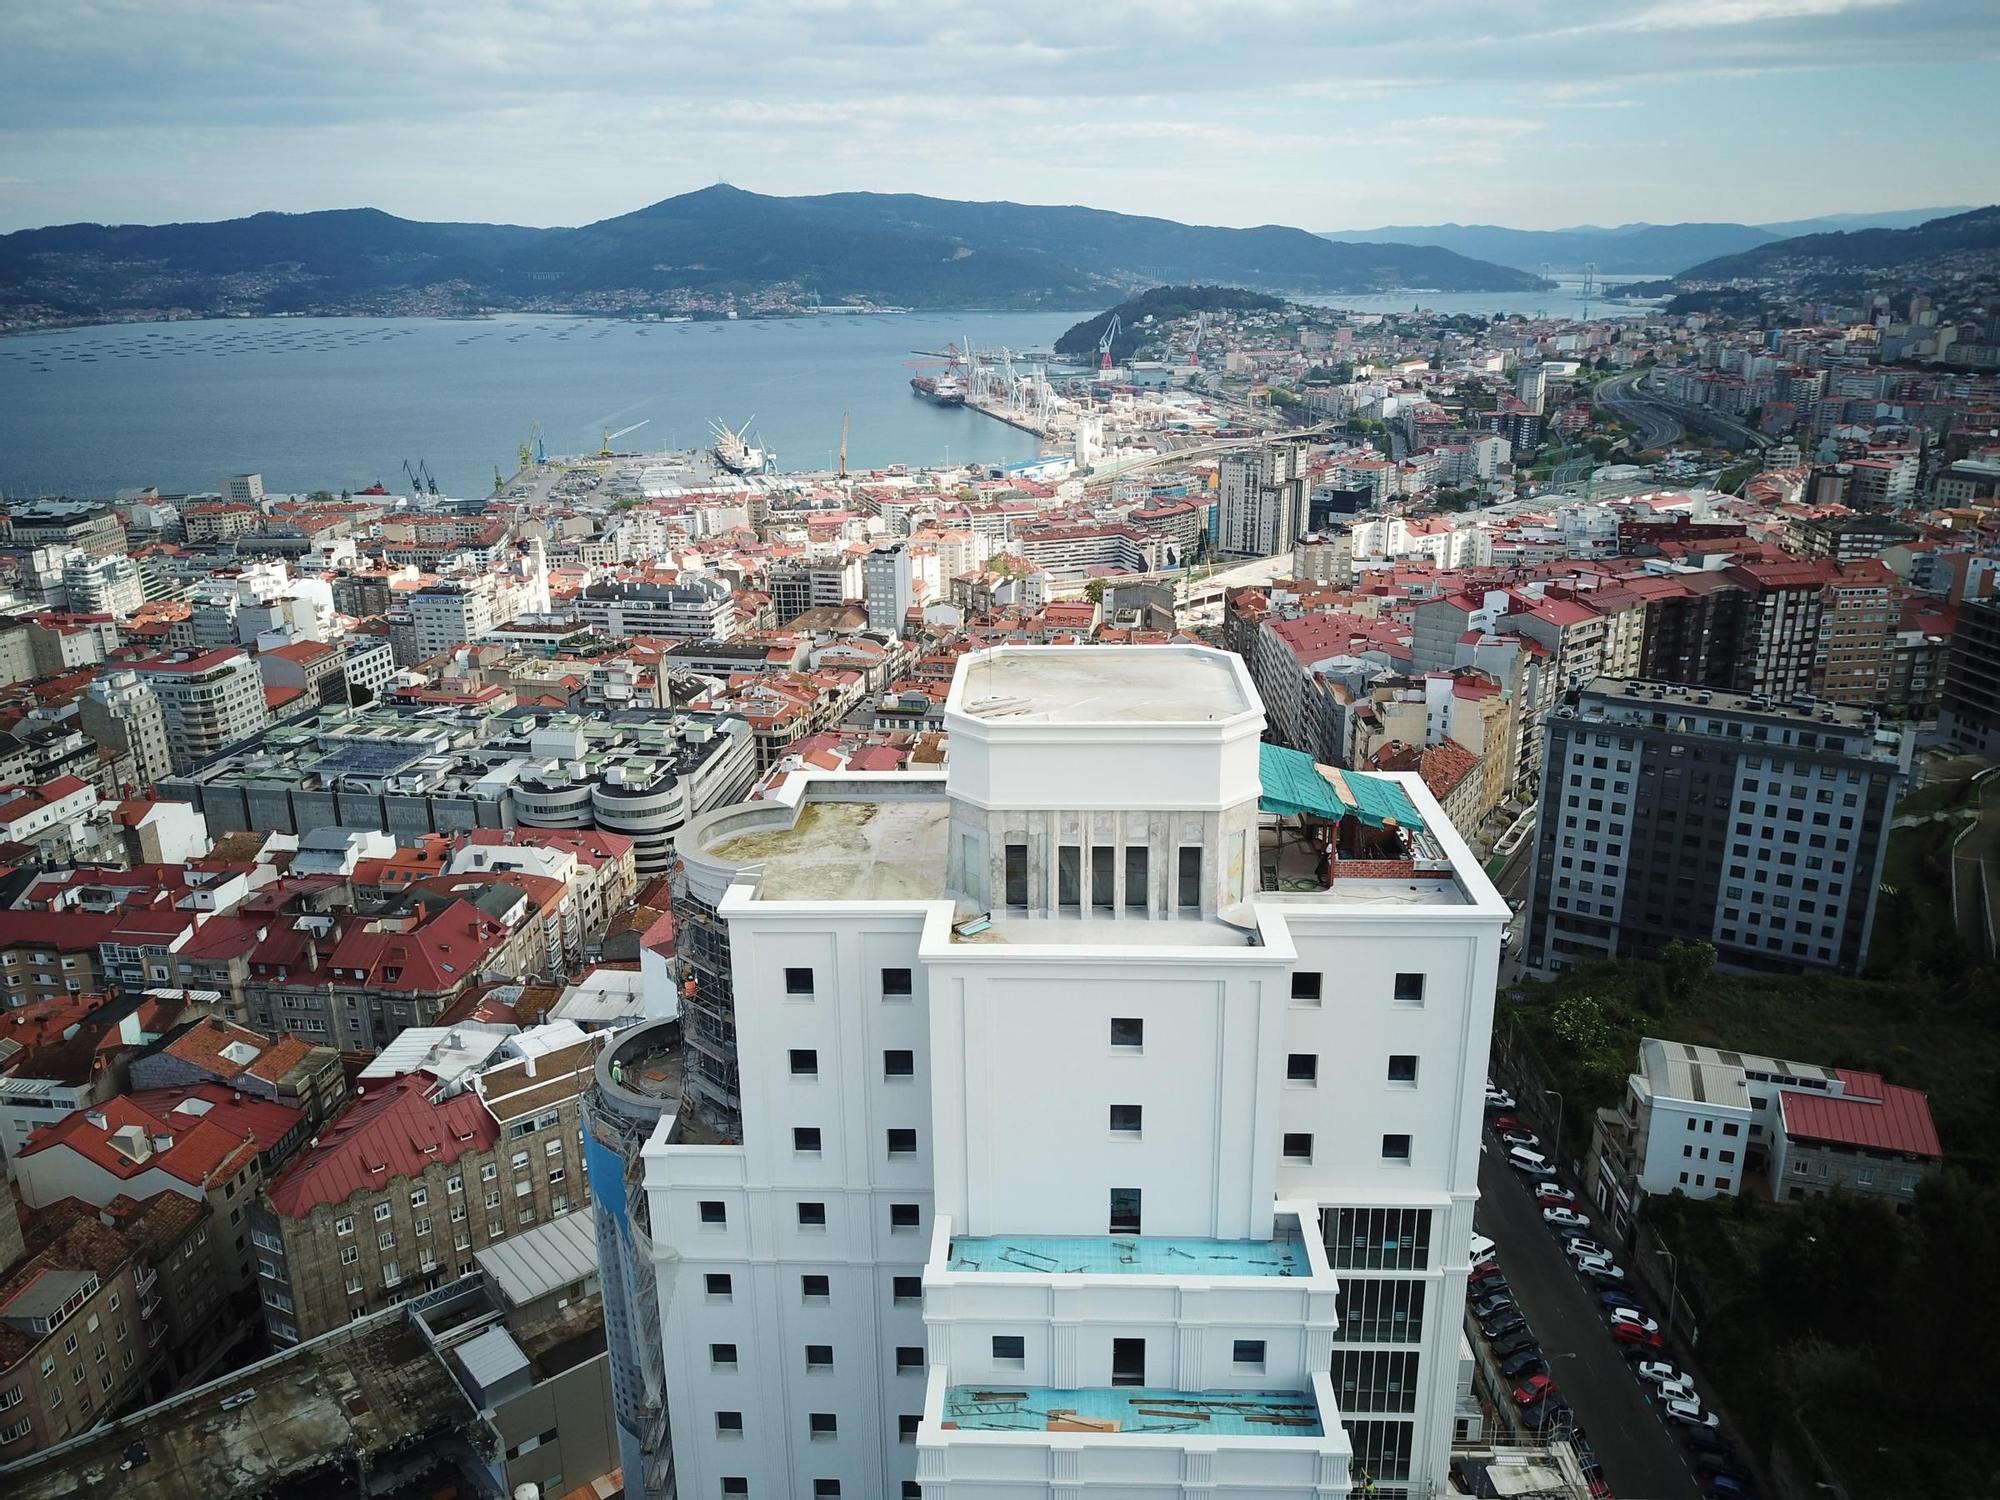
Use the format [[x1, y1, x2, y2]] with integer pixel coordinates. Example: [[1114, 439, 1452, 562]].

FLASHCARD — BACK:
[[2, 0, 1996, 234]]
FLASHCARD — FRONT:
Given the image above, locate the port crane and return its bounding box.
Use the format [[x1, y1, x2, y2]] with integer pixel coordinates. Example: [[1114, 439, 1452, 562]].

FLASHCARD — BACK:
[[838, 411, 849, 479], [600, 419, 649, 456], [1098, 315, 1121, 371], [401, 459, 436, 496]]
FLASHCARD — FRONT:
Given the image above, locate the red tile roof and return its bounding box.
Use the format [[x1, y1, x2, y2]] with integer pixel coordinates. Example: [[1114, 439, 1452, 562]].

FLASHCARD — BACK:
[[1779, 1070, 1941, 1159], [17, 1094, 262, 1189], [265, 1073, 498, 1218]]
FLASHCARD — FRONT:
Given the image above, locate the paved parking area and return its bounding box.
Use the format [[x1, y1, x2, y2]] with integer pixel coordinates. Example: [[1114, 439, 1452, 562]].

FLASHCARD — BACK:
[[1474, 1146, 1703, 1500]]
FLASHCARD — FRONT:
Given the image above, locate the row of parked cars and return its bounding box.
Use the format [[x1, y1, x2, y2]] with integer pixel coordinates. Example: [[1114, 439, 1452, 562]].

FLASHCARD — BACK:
[[1485, 1082, 1757, 1500]]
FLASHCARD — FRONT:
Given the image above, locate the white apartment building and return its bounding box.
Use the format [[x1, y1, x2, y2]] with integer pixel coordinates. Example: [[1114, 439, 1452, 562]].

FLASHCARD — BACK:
[[643, 645, 1507, 1500], [61, 549, 146, 618], [865, 543, 916, 636], [133, 648, 273, 773], [575, 575, 739, 641], [1218, 445, 1307, 557]]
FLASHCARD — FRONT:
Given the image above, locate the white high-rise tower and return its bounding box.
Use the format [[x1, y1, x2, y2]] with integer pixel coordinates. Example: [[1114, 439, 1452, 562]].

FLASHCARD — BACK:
[[641, 644, 1507, 1500]]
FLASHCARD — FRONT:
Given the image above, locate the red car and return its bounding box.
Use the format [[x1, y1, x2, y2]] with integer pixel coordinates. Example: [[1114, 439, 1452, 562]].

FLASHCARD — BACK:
[[1611, 1323, 1664, 1351], [1469, 1262, 1505, 1283], [1490, 1115, 1522, 1134], [1512, 1373, 1558, 1406]]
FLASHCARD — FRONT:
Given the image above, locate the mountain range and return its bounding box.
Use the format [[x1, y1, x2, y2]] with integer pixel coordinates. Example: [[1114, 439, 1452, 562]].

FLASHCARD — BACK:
[[1319, 208, 1972, 275], [1667, 206, 2000, 284], [0, 186, 1541, 328]]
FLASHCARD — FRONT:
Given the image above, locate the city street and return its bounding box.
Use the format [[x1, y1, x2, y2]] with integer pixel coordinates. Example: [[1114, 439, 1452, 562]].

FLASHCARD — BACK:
[[1474, 1147, 1703, 1500]]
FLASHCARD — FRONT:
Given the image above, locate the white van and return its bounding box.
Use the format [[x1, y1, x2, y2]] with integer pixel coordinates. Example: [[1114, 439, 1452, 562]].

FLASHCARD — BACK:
[[1507, 1145, 1553, 1175], [1470, 1232, 1498, 1269]]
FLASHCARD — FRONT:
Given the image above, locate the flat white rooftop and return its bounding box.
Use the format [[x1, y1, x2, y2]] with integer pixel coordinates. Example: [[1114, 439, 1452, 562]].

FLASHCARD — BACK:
[[956, 648, 1250, 725]]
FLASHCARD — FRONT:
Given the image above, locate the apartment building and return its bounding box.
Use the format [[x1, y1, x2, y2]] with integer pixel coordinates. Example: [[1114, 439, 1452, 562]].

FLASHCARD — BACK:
[[77, 670, 175, 791], [1218, 444, 1308, 557], [1525, 679, 1903, 978], [250, 1023, 601, 1343], [132, 649, 272, 773], [1939, 595, 2000, 754], [640, 644, 1507, 1500], [574, 577, 739, 641]]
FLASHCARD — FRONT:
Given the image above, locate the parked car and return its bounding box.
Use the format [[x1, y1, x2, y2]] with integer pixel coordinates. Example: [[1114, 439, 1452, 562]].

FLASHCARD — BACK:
[[1608, 1309, 1660, 1334], [1469, 1266, 1507, 1289], [1500, 1351, 1546, 1380], [1500, 1130, 1541, 1150], [1684, 1428, 1731, 1458], [1487, 1088, 1516, 1110], [1664, 1398, 1720, 1430], [1471, 1232, 1498, 1270], [1512, 1373, 1558, 1406], [1657, 1376, 1700, 1405], [1530, 1178, 1566, 1199], [1611, 1324, 1663, 1351], [1536, 1186, 1579, 1207], [1490, 1330, 1540, 1359], [1599, 1291, 1648, 1314], [1634, 1360, 1686, 1386], [1522, 1400, 1573, 1434], [1543, 1206, 1591, 1229], [1693, 1453, 1743, 1480], [1490, 1115, 1522, 1133], [1562, 1238, 1613, 1262], [1472, 1295, 1516, 1320], [1507, 1146, 1554, 1175], [1577, 1257, 1626, 1283], [1706, 1477, 1752, 1500], [1481, 1312, 1527, 1340]]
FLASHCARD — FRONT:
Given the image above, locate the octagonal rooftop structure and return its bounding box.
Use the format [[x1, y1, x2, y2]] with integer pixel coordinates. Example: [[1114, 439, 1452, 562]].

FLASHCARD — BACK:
[[944, 644, 1266, 813]]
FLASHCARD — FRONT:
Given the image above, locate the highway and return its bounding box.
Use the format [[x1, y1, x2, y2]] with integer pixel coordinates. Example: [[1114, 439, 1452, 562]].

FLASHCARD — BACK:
[[1475, 1148, 1704, 1500], [1594, 372, 1684, 450]]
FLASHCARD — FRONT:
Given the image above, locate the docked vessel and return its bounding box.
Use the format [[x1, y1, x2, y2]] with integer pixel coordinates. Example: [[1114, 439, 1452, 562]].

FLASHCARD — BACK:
[[709, 416, 771, 474], [910, 372, 967, 407]]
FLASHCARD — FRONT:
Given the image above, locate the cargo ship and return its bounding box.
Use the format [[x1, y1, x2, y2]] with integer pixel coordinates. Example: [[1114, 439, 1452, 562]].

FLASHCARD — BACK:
[[910, 373, 966, 407], [709, 416, 771, 475]]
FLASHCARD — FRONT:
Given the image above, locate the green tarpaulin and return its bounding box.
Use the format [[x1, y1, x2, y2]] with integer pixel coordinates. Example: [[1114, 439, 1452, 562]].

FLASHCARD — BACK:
[[1257, 743, 1425, 832]]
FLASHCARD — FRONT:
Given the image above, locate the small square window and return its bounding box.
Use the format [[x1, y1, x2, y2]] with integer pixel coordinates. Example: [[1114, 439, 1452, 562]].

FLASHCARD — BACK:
[[1394, 972, 1426, 1005], [794, 1126, 822, 1153], [896, 1345, 924, 1373], [1110, 1017, 1143, 1048], [716, 1410, 744, 1436], [1382, 1133, 1412, 1161], [699, 1201, 727, 1226], [993, 1334, 1026, 1364], [785, 967, 814, 995], [1287, 1053, 1317, 1083], [882, 967, 913, 996], [1283, 1132, 1313, 1162], [711, 1343, 738, 1368], [802, 1274, 831, 1300], [705, 1273, 733, 1299], [790, 1049, 818, 1077], [1109, 1104, 1142, 1134], [884, 1049, 914, 1078], [1387, 1054, 1418, 1083], [1291, 971, 1323, 1003], [899, 1414, 921, 1443], [721, 1481, 748, 1498], [805, 1344, 834, 1371], [893, 1275, 922, 1302], [890, 1203, 920, 1230], [1232, 1339, 1266, 1369], [903, 1485, 923, 1500], [809, 1412, 837, 1439], [887, 1127, 917, 1156], [798, 1202, 827, 1228], [814, 1483, 841, 1499]]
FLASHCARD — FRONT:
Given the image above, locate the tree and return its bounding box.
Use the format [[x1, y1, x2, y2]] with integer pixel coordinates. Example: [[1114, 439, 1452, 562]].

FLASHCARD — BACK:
[[1083, 580, 1106, 603], [307, 489, 335, 503]]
